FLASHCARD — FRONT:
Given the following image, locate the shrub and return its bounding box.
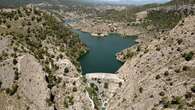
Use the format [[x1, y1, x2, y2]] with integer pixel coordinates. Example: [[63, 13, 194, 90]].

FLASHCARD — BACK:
[[177, 39, 183, 45], [139, 87, 143, 93], [31, 16, 35, 21], [164, 71, 169, 76], [27, 21, 31, 26], [119, 82, 122, 87], [6, 84, 18, 96], [182, 51, 194, 61], [182, 66, 189, 71], [175, 69, 180, 73], [11, 53, 17, 58], [184, 92, 192, 99], [64, 67, 69, 74], [2, 20, 6, 24], [0, 81, 2, 88], [14, 16, 19, 21], [155, 75, 161, 79], [45, 74, 58, 89], [72, 87, 77, 92], [124, 50, 135, 60], [64, 96, 74, 108], [0, 56, 2, 61], [68, 96, 74, 105], [6, 24, 11, 28], [191, 85, 195, 93], [14, 70, 19, 80], [13, 59, 18, 65], [136, 45, 141, 52], [72, 81, 76, 86], [156, 47, 161, 51], [159, 91, 165, 96]]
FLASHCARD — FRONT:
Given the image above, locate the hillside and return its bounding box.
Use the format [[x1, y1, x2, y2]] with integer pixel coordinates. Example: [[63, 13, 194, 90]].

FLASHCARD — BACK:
[[0, 0, 80, 8], [1, 1, 195, 110], [0, 6, 92, 110], [167, 0, 195, 5], [0, 0, 41, 8], [108, 11, 195, 110]]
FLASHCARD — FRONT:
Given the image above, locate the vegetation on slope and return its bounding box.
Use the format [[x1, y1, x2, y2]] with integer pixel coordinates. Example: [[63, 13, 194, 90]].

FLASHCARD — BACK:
[[86, 83, 101, 110], [96, 4, 158, 23], [166, 0, 195, 5], [143, 9, 182, 31], [0, 0, 41, 8], [0, 6, 87, 100]]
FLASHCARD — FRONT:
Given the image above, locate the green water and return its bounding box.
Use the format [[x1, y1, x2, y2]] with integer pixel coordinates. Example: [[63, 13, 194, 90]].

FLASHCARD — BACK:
[[73, 30, 137, 74]]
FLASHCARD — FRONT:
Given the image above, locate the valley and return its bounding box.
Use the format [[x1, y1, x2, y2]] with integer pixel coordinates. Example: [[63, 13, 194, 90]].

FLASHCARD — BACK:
[[0, 0, 195, 110]]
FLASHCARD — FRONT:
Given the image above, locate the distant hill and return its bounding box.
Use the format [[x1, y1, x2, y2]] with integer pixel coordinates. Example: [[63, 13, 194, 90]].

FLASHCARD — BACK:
[[0, 0, 172, 8], [166, 0, 195, 5], [0, 0, 41, 8], [0, 0, 92, 8]]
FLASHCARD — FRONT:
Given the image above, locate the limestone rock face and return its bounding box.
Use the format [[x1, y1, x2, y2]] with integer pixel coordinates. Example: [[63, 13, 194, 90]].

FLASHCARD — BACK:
[[0, 54, 52, 110], [18, 55, 51, 110], [0, 59, 15, 89], [107, 16, 195, 110]]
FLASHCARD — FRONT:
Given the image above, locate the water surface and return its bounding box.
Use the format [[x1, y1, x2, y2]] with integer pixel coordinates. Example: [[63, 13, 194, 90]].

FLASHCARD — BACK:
[[73, 30, 137, 74]]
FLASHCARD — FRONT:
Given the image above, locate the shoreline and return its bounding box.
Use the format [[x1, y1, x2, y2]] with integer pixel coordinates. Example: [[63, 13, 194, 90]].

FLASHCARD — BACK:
[[68, 18, 151, 75], [69, 18, 145, 37], [73, 29, 138, 74]]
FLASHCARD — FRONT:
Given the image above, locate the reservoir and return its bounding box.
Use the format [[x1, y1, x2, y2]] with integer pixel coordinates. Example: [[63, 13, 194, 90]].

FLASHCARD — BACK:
[[73, 30, 137, 74]]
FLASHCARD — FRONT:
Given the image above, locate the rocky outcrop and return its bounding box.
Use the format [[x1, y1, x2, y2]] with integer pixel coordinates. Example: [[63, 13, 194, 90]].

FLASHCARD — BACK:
[[18, 55, 51, 110], [0, 54, 51, 110]]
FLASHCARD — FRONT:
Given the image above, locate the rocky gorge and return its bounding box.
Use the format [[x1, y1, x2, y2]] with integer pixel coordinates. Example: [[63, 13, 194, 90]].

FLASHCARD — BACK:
[[0, 1, 195, 110]]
